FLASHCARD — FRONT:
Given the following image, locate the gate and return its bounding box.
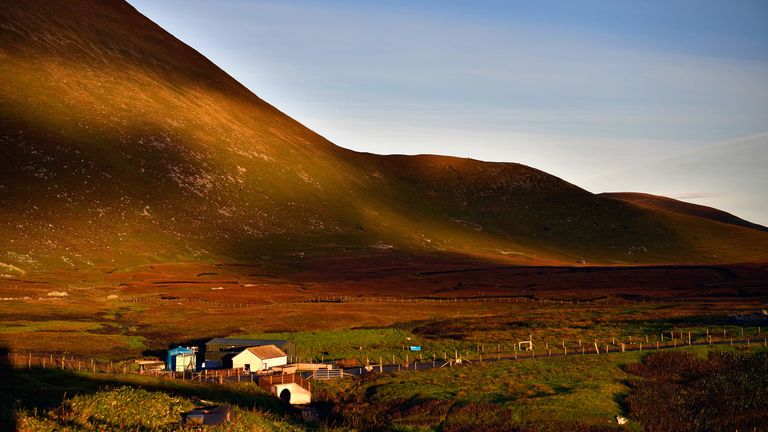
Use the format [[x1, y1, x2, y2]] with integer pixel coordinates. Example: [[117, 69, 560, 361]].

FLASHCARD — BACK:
[[312, 368, 343, 380]]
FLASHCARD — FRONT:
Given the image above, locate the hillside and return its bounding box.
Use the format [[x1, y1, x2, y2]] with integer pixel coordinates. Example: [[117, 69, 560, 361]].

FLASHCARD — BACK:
[[602, 192, 768, 232], [1, 0, 767, 275]]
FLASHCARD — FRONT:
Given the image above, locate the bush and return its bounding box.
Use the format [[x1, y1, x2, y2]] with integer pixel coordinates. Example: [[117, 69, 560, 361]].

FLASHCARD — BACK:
[[625, 350, 768, 432]]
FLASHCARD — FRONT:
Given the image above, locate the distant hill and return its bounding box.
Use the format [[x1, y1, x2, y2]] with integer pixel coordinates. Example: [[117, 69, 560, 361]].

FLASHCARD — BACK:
[[1, 0, 767, 274], [601, 193, 767, 232]]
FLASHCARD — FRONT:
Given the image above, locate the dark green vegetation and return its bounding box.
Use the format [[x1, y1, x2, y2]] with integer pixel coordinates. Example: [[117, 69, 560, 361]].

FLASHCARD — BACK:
[[1, 0, 767, 275], [313, 345, 767, 432], [0, 362, 304, 432], [316, 351, 641, 431], [4, 345, 765, 431], [625, 350, 768, 432]]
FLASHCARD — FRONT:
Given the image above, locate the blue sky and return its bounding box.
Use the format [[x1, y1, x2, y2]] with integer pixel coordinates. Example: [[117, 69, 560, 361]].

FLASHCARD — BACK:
[[128, 0, 768, 225]]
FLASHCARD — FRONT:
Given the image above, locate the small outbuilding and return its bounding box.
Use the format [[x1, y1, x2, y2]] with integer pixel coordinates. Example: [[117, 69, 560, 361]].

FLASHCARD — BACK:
[[204, 338, 296, 368], [167, 346, 196, 372], [232, 345, 287, 372]]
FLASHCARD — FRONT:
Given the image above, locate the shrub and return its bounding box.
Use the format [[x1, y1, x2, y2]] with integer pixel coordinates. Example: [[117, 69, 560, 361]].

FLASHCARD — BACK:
[[625, 350, 768, 432]]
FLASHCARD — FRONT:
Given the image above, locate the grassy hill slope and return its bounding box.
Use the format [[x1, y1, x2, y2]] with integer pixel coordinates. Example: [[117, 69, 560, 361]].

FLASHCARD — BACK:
[[602, 192, 768, 232], [1, 0, 767, 274]]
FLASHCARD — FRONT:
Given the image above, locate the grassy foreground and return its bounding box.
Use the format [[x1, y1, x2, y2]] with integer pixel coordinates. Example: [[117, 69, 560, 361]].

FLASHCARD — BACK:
[[0, 368, 306, 432], [314, 345, 767, 432], [2, 344, 765, 431]]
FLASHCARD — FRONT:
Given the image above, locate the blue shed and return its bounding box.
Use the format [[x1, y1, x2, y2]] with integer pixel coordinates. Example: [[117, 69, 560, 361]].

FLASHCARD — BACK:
[[167, 346, 196, 372]]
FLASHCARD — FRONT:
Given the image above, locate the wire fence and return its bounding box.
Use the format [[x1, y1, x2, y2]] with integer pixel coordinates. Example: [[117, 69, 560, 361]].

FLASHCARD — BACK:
[[122, 293, 759, 309], [5, 327, 766, 385]]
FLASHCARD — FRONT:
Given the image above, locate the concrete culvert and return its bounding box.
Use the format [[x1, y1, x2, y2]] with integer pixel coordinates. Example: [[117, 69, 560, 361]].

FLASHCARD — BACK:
[[280, 388, 291, 404]]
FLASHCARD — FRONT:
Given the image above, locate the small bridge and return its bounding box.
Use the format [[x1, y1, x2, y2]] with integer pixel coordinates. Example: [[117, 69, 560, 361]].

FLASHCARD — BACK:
[[258, 373, 312, 405]]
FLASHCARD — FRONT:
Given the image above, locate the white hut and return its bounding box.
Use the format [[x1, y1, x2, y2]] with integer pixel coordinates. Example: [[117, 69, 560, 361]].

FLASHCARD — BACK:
[[231, 345, 287, 372]]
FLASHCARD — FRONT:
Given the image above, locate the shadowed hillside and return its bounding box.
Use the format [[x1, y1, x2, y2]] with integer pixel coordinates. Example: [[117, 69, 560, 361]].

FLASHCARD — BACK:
[[1, 0, 767, 274], [602, 192, 768, 232]]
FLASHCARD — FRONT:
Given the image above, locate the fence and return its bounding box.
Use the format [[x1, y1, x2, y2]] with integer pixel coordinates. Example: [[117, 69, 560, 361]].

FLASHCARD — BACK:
[[120, 293, 735, 310], [258, 373, 311, 393], [3, 352, 318, 391], [314, 325, 768, 373], [5, 352, 134, 374], [306, 295, 679, 306], [312, 368, 344, 380], [3, 352, 260, 384], [4, 327, 766, 386], [331, 331, 768, 378]]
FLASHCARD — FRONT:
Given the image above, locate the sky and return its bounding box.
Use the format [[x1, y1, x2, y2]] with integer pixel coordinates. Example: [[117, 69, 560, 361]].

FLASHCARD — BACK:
[[128, 0, 768, 225]]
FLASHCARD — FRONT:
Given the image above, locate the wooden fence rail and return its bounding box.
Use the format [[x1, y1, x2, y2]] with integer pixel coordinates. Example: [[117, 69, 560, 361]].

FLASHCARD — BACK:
[[4, 328, 766, 387], [258, 373, 311, 392]]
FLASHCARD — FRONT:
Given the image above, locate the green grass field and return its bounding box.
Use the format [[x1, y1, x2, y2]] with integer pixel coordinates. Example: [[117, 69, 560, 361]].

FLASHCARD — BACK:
[[314, 344, 765, 432], [2, 330, 765, 431], [2, 368, 308, 432]]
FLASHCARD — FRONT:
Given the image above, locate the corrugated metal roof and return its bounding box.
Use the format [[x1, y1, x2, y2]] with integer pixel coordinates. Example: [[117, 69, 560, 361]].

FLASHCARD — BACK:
[[243, 344, 286, 359], [206, 338, 289, 347]]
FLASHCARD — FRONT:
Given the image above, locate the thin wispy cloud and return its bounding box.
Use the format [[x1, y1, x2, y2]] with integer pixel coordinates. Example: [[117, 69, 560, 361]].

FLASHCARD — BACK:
[[673, 193, 725, 201]]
